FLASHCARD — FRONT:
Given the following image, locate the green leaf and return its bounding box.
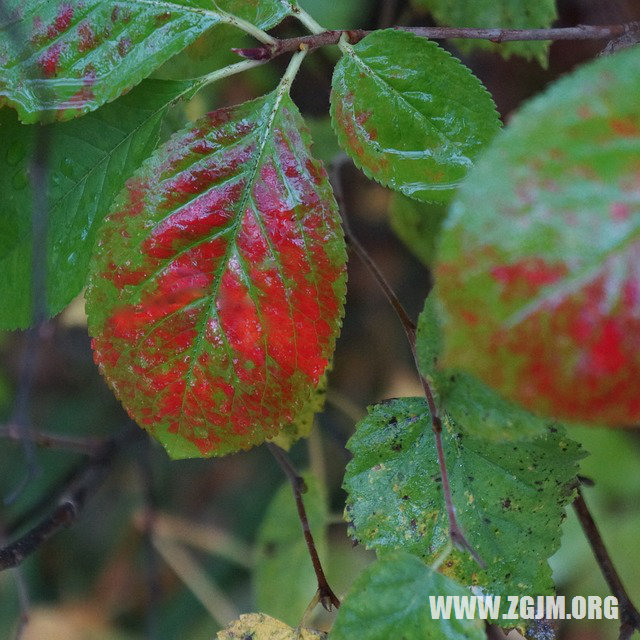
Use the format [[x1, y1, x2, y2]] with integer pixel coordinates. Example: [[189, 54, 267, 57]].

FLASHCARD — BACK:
[[218, 613, 326, 640], [86, 91, 347, 459], [330, 29, 501, 204], [412, 0, 557, 66], [435, 46, 640, 426], [0, 79, 192, 329], [304, 117, 341, 165], [0, 0, 293, 123], [344, 398, 584, 599], [254, 474, 327, 626], [297, 0, 366, 29], [389, 193, 447, 267], [329, 551, 485, 640]]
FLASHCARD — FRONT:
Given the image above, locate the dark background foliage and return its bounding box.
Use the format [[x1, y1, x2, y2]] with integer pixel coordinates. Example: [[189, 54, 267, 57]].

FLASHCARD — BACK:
[[1, 1, 639, 638]]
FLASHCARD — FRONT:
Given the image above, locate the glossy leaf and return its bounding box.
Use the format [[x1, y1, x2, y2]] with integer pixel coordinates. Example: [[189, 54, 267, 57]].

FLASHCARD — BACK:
[[417, 295, 557, 441], [343, 398, 584, 599], [436, 46, 640, 426], [330, 29, 501, 203], [329, 551, 485, 640], [218, 613, 326, 640], [413, 0, 557, 66], [254, 474, 327, 625], [0, 0, 294, 123], [389, 193, 447, 267], [0, 79, 191, 329], [86, 91, 347, 459]]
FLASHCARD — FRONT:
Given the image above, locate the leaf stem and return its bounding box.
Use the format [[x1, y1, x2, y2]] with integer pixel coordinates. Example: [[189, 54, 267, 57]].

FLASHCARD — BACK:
[[234, 22, 640, 61], [330, 156, 484, 569], [573, 487, 640, 640], [266, 443, 340, 611], [292, 7, 325, 35], [199, 58, 268, 87], [215, 5, 277, 44]]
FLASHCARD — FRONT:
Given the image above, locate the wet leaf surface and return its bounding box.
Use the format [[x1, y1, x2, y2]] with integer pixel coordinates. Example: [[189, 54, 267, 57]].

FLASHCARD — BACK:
[[0, 79, 191, 329], [330, 29, 501, 203], [86, 91, 347, 459], [0, 0, 293, 122]]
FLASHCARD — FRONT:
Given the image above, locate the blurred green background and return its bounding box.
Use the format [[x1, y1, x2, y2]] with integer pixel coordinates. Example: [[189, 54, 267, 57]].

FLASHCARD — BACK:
[[1, 1, 640, 638]]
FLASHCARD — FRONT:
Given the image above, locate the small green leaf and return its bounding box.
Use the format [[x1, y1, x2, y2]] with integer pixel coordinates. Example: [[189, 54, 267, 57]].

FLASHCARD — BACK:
[[0, 0, 294, 123], [330, 29, 501, 203], [388, 193, 447, 267], [254, 474, 327, 626], [436, 46, 640, 426], [412, 0, 557, 66], [218, 613, 326, 640], [344, 398, 584, 599], [329, 551, 485, 640], [86, 91, 347, 459], [0, 79, 192, 329], [416, 295, 555, 441]]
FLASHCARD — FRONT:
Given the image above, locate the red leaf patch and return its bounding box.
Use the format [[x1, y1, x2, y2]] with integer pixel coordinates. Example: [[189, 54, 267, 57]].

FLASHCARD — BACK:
[[86, 93, 347, 458]]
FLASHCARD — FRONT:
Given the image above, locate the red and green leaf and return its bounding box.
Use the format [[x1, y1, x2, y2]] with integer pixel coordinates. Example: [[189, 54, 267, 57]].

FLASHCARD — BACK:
[[436, 46, 640, 426], [0, 0, 294, 123], [86, 90, 347, 459], [330, 30, 501, 204]]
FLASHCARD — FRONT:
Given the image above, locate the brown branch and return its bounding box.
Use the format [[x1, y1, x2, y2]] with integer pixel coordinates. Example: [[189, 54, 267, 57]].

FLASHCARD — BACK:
[[573, 487, 640, 640], [0, 424, 106, 456], [266, 442, 340, 611], [0, 432, 134, 571], [329, 156, 484, 568], [234, 23, 640, 61]]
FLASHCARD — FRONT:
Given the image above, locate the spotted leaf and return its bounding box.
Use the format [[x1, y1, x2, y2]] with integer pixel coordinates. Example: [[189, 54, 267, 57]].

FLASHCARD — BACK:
[[86, 90, 347, 459], [436, 46, 640, 426], [0, 0, 294, 123], [343, 398, 584, 599], [218, 613, 326, 640], [330, 29, 501, 203]]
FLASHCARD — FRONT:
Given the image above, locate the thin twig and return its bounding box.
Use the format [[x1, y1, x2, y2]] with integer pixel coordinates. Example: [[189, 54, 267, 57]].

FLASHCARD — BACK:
[[0, 524, 30, 639], [573, 487, 640, 640], [0, 424, 105, 456], [134, 511, 253, 569], [485, 623, 508, 640], [329, 156, 484, 568], [153, 537, 239, 627], [136, 444, 161, 640], [11, 567, 30, 640], [266, 442, 340, 610], [234, 23, 640, 60], [0, 432, 134, 571]]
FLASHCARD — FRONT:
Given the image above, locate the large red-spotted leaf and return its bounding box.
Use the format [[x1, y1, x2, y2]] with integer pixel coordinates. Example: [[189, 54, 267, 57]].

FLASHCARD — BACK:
[[436, 46, 640, 426], [330, 29, 501, 204], [0, 0, 295, 123], [86, 91, 347, 459]]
